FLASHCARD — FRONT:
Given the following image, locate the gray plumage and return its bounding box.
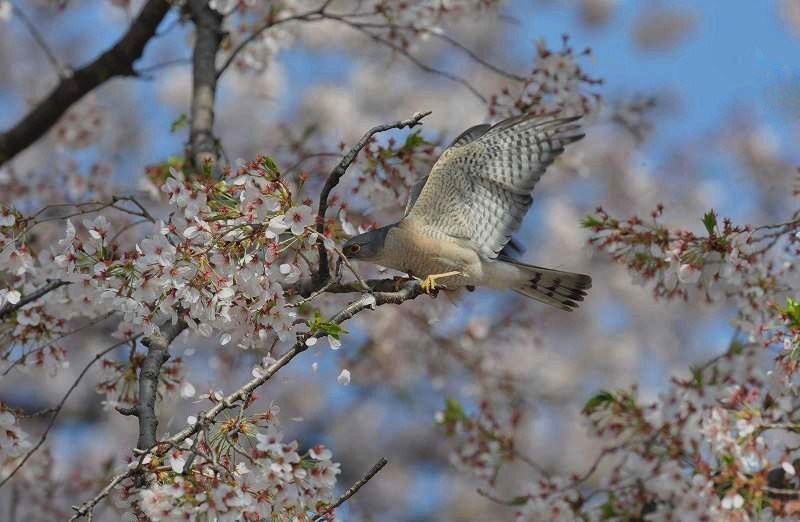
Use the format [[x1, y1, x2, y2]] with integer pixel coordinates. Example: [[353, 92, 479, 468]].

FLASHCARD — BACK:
[[342, 112, 591, 311]]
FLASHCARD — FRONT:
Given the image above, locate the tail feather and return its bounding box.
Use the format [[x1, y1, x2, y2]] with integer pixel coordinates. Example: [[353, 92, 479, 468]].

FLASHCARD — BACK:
[[500, 255, 592, 311]]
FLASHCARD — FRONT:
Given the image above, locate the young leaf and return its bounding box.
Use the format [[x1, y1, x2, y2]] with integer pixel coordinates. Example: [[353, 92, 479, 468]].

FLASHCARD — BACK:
[[582, 390, 615, 415], [702, 209, 717, 236], [442, 398, 467, 424], [170, 113, 189, 133]]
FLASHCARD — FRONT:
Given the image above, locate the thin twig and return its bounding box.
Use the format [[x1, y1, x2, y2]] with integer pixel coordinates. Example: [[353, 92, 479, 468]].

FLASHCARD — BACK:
[[10, 1, 69, 78], [283, 152, 341, 175], [69, 469, 133, 521], [135, 57, 192, 77], [216, 4, 331, 78], [326, 15, 487, 103], [0, 280, 69, 320], [337, 20, 526, 82], [328, 244, 371, 292], [314, 457, 389, 520], [2, 312, 115, 376]]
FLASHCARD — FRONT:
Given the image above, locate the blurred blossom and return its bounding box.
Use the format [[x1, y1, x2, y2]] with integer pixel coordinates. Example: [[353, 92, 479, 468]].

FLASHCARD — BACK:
[[578, 0, 617, 28], [633, 8, 697, 51]]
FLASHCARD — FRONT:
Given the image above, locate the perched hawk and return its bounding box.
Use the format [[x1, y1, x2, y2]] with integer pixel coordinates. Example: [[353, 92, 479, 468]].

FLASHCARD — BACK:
[[341, 112, 591, 311]]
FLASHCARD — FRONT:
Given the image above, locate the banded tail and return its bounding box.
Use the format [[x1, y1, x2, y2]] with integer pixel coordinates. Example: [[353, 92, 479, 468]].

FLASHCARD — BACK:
[[501, 255, 592, 311]]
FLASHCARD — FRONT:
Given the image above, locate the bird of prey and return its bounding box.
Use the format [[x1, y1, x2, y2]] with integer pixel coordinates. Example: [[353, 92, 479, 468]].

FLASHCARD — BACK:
[[341, 112, 591, 311]]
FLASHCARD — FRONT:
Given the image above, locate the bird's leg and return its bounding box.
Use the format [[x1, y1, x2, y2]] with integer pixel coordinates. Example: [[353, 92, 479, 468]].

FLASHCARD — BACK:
[[420, 271, 463, 294]]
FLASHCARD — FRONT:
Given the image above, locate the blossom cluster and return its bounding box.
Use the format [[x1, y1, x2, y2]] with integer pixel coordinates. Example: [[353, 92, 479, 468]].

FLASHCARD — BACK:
[[338, 130, 436, 226], [490, 36, 603, 118], [0, 152, 355, 411], [121, 402, 341, 521], [51, 159, 323, 348], [508, 342, 800, 520], [583, 207, 759, 299], [437, 398, 518, 485]]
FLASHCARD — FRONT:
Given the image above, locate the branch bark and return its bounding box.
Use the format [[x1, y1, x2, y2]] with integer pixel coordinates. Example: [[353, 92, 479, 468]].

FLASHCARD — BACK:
[[187, 0, 224, 169], [314, 457, 388, 520], [132, 320, 186, 451], [0, 0, 171, 166]]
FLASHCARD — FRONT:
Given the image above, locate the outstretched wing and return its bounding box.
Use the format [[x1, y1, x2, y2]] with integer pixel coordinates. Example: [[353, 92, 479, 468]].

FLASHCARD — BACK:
[[403, 123, 491, 217], [404, 112, 584, 258]]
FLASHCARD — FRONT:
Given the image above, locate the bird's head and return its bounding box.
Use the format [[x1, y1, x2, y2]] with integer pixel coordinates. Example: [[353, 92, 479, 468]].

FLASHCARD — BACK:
[[341, 226, 393, 262]]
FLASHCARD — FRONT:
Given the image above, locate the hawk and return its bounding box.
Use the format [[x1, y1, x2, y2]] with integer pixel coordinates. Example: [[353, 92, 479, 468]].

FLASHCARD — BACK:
[[341, 112, 591, 311]]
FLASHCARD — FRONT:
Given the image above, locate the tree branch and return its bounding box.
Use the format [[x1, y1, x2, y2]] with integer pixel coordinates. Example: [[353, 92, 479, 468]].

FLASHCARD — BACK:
[[133, 320, 186, 451], [70, 281, 426, 516], [313, 110, 432, 286], [324, 15, 488, 103], [187, 0, 224, 169], [0, 280, 69, 320], [314, 457, 388, 520], [216, 4, 331, 78], [69, 469, 133, 521], [0, 0, 171, 166], [10, 1, 67, 78]]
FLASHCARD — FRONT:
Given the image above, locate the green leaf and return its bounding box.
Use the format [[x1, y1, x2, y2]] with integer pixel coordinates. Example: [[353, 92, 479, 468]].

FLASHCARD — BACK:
[[582, 390, 614, 415], [308, 311, 348, 340], [702, 209, 717, 236], [170, 113, 189, 133], [689, 365, 704, 388], [580, 215, 603, 229], [261, 156, 280, 174], [600, 492, 617, 518], [509, 495, 530, 506], [402, 131, 429, 151], [785, 298, 800, 329], [441, 398, 467, 424], [790, 343, 800, 362]]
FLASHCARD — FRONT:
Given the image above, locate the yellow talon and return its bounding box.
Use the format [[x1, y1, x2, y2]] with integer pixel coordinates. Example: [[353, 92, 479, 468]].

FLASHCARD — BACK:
[[420, 271, 463, 294]]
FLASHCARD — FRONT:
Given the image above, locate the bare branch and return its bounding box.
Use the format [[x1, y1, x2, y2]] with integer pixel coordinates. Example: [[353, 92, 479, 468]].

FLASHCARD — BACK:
[[216, 4, 331, 78], [314, 110, 432, 286], [0, 0, 171, 166], [314, 457, 388, 520], [69, 469, 132, 521], [0, 280, 69, 320], [187, 0, 224, 169], [0, 335, 139, 491], [134, 57, 192, 77], [332, 19, 526, 82], [325, 15, 487, 103]]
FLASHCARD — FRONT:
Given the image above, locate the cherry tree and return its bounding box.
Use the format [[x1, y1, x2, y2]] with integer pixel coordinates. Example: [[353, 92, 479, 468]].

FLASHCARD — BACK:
[[0, 1, 798, 520]]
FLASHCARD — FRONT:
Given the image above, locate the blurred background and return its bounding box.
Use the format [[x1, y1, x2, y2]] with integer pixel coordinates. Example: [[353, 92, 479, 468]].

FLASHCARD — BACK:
[[1, 0, 799, 520]]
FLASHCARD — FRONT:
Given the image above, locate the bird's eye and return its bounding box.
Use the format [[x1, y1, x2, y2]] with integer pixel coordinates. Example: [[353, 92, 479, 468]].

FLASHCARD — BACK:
[[348, 244, 361, 254]]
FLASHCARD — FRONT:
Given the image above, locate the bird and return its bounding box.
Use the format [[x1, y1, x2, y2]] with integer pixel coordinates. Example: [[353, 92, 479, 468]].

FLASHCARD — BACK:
[[341, 111, 591, 311]]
